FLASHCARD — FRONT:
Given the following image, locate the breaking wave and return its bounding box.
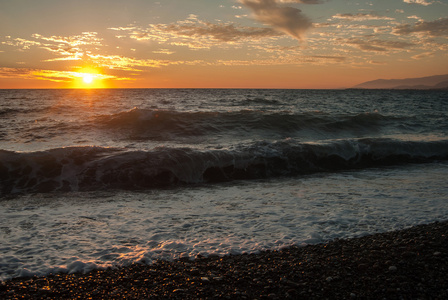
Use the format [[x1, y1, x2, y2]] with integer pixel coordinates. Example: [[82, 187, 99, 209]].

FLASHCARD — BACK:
[[94, 108, 407, 140], [1, 138, 447, 196]]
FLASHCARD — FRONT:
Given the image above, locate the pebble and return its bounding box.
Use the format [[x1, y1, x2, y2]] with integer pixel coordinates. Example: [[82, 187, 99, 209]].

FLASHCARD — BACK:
[[1, 221, 447, 299]]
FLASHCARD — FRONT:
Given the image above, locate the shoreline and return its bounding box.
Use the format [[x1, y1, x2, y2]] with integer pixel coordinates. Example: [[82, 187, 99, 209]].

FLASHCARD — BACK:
[[1, 220, 447, 299]]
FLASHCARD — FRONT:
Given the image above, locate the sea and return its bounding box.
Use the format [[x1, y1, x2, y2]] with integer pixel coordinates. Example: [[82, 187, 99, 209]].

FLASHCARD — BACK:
[[1, 88, 447, 281]]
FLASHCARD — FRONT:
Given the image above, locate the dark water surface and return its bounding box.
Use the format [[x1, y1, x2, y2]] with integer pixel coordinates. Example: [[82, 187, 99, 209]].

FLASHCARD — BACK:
[[1, 89, 447, 195], [1, 89, 447, 280]]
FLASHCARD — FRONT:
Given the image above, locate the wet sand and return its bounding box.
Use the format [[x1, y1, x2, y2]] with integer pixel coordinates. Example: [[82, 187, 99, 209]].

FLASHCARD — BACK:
[[1, 220, 447, 299]]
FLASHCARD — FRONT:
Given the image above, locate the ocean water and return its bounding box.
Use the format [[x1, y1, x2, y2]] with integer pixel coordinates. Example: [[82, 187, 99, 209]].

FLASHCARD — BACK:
[[1, 88, 447, 280]]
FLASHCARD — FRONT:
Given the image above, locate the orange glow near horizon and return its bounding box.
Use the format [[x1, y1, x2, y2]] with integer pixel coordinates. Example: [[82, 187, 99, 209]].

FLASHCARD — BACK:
[[1, 1, 447, 89], [71, 67, 108, 89]]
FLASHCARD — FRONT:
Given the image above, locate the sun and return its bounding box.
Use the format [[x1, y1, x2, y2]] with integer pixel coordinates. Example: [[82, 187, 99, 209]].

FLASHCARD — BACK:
[[82, 73, 94, 84], [71, 67, 108, 88]]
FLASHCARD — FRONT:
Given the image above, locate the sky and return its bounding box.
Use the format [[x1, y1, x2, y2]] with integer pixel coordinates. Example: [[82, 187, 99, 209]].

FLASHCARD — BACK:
[[0, 0, 447, 89]]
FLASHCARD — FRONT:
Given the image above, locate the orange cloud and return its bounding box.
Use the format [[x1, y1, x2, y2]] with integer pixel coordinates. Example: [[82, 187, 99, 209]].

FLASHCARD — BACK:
[[332, 13, 395, 21], [155, 19, 281, 42], [276, 0, 323, 3], [119, 16, 284, 50], [86, 54, 206, 71], [31, 32, 102, 47], [345, 38, 414, 52], [0, 67, 119, 83], [215, 54, 345, 66], [1, 37, 41, 50]]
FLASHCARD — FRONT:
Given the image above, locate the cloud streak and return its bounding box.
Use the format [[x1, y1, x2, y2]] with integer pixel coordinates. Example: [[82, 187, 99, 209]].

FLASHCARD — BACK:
[[240, 0, 313, 40], [156, 18, 282, 42], [403, 0, 434, 6], [215, 54, 345, 66], [332, 13, 395, 21], [393, 18, 448, 37], [276, 0, 323, 3], [116, 16, 284, 50], [346, 38, 414, 52], [0, 67, 118, 82]]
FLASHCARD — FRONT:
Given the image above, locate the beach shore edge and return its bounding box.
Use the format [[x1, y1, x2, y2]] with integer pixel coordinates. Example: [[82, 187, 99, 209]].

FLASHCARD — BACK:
[[1, 220, 447, 299]]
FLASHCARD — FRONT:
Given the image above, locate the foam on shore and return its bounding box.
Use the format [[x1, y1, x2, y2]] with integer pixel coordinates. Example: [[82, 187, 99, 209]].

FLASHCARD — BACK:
[[1, 161, 447, 281], [1, 220, 447, 299]]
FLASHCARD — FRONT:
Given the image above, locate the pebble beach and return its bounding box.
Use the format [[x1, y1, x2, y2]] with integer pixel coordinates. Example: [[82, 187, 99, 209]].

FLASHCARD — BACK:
[[1, 220, 447, 299]]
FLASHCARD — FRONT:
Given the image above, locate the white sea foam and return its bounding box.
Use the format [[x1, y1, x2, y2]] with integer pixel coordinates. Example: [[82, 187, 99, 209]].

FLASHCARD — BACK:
[[1, 162, 447, 281]]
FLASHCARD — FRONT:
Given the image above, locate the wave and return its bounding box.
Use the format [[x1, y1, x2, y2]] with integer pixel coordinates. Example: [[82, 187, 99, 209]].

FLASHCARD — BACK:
[[0, 108, 21, 116], [0, 107, 44, 116], [243, 97, 282, 105], [1, 138, 447, 196], [2, 107, 425, 144], [95, 108, 407, 140]]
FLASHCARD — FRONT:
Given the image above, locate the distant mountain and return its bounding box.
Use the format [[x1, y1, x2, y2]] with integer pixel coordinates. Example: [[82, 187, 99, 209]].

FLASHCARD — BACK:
[[433, 80, 448, 90], [353, 74, 448, 90]]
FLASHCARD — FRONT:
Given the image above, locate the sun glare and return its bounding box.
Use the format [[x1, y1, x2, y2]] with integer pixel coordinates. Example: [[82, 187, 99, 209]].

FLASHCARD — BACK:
[[82, 73, 94, 84], [71, 67, 108, 88]]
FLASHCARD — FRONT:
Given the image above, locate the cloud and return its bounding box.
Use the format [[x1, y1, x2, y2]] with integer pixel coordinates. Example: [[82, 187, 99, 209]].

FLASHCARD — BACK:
[[346, 38, 414, 52], [1, 33, 100, 60], [84, 53, 208, 72], [109, 26, 139, 31], [32, 32, 102, 47], [44, 55, 83, 62], [332, 13, 395, 21], [156, 19, 282, 42], [411, 52, 435, 59], [403, 0, 434, 6], [307, 55, 346, 62], [2, 32, 104, 61], [275, 0, 323, 3], [121, 16, 284, 49], [368, 60, 387, 65], [86, 54, 178, 71], [0, 67, 117, 82], [33, 70, 117, 82], [152, 49, 175, 55], [240, 0, 313, 40], [393, 18, 448, 37], [215, 54, 345, 66], [1, 37, 42, 50], [407, 15, 424, 22], [0, 67, 32, 78]]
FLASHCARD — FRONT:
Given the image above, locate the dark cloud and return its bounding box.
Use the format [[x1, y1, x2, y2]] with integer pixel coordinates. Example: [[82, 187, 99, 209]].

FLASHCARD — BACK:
[[393, 18, 448, 37], [240, 0, 313, 40]]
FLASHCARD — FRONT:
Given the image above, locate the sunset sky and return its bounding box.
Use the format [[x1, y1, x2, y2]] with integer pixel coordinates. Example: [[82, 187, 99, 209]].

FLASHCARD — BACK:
[[1, 0, 447, 89]]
